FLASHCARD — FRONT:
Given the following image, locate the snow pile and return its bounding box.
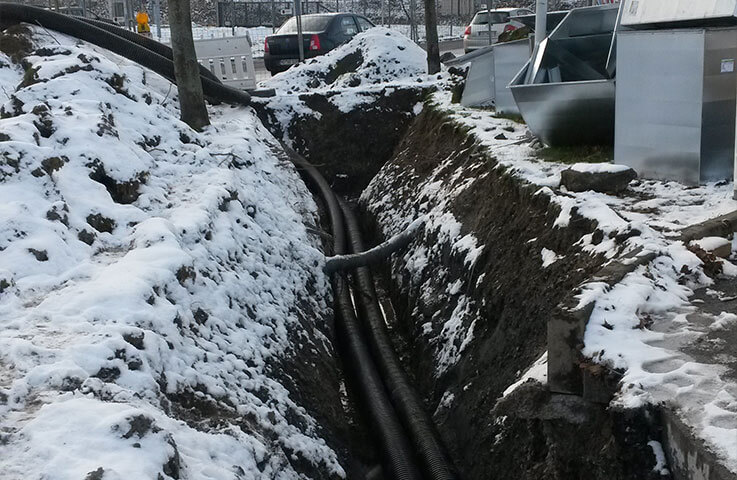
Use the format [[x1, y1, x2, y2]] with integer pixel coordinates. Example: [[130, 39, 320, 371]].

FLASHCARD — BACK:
[[262, 27, 440, 95], [0, 27, 343, 479], [431, 92, 737, 473]]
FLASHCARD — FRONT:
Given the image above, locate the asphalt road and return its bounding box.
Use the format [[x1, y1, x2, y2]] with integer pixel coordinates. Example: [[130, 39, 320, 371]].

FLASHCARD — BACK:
[[254, 38, 465, 82]]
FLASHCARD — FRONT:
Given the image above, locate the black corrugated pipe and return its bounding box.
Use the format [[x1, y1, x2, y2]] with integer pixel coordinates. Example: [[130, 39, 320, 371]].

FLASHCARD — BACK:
[[281, 146, 423, 480], [339, 200, 460, 480], [72, 16, 222, 85], [0, 3, 250, 106]]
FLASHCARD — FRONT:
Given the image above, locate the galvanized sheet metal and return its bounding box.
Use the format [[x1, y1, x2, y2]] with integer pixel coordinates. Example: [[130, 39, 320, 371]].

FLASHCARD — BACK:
[[461, 50, 496, 107], [512, 74, 616, 145], [457, 39, 530, 112], [510, 4, 620, 146], [621, 0, 737, 27], [493, 39, 531, 114]]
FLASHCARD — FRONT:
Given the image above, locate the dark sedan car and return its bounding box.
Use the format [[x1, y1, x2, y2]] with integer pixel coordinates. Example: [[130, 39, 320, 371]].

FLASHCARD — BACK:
[[264, 13, 375, 74]]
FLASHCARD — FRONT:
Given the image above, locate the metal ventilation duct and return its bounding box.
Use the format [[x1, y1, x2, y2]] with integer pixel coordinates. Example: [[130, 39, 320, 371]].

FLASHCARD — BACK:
[[447, 40, 531, 113], [510, 4, 621, 146]]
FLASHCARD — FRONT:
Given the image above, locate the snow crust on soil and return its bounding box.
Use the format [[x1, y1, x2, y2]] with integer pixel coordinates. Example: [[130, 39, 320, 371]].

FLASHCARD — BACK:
[[502, 351, 548, 397], [0, 27, 343, 479], [264, 27, 431, 93], [362, 150, 485, 375], [569, 162, 632, 174], [428, 91, 737, 473], [259, 27, 446, 115]]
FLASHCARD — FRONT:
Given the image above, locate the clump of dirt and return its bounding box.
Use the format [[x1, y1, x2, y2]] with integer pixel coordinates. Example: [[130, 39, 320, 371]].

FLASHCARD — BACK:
[[324, 50, 364, 84], [86, 213, 116, 233], [0, 25, 33, 63], [87, 159, 146, 204], [360, 106, 660, 479]]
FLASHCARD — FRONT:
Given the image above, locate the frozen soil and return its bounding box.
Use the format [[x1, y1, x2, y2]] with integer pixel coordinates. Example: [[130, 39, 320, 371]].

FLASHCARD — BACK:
[[359, 106, 668, 479], [255, 87, 425, 194], [0, 25, 358, 480]]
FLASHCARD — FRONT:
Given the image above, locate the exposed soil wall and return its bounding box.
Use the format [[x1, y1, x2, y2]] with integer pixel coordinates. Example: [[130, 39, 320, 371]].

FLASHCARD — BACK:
[[255, 87, 425, 195], [258, 88, 670, 478], [360, 107, 667, 479]]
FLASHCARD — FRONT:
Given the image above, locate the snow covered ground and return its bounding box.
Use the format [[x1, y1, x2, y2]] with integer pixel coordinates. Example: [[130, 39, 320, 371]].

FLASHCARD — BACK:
[[421, 93, 737, 474], [256, 27, 737, 473], [0, 26, 343, 479], [257, 26, 447, 141]]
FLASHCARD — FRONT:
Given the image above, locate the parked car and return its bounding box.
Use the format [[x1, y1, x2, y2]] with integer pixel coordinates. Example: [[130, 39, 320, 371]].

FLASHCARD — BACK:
[[264, 13, 375, 74], [462, 7, 532, 53]]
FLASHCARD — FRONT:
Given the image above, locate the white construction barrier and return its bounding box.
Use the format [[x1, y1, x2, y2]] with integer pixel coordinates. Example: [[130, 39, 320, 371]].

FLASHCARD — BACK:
[[193, 35, 257, 91]]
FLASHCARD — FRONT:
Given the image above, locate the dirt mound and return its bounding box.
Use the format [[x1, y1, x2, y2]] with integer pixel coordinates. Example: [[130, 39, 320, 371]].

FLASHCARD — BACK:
[[263, 27, 439, 94]]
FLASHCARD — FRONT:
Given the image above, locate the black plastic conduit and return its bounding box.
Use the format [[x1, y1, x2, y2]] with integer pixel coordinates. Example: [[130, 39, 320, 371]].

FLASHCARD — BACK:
[[283, 147, 422, 480], [0, 3, 250, 106], [73, 16, 222, 85], [340, 200, 459, 480]]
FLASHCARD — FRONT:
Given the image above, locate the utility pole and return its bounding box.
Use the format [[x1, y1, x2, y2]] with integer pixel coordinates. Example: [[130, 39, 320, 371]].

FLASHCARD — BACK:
[[169, 0, 210, 130], [423, 0, 440, 73]]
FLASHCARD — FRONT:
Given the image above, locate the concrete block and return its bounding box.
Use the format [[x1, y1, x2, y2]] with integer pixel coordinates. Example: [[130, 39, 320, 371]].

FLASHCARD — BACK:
[[662, 408, 737, 480]]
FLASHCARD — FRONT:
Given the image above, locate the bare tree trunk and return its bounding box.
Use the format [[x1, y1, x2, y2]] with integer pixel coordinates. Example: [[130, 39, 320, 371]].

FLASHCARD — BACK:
[[169, 0, 210, 130], [423, 0, 440, 74]]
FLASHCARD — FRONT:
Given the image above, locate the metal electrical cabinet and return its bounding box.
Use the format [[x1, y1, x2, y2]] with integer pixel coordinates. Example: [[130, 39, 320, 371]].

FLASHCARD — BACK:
[[510, 4, 620, 146], [615, 28, 737, 185]]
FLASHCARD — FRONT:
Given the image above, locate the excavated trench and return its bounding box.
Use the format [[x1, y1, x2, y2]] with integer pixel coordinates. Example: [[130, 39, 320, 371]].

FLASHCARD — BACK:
[[0, 9, 675, 478], [260, 95, 674, 479]]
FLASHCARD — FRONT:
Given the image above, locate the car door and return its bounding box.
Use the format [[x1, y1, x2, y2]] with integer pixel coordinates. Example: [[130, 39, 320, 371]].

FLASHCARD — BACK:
[[355, 16, 375, 32], [336, 15, 360, 44]]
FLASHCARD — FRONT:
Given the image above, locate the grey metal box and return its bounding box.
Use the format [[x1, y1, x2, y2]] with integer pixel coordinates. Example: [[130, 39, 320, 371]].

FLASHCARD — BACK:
[[615, 28, 737, 185]]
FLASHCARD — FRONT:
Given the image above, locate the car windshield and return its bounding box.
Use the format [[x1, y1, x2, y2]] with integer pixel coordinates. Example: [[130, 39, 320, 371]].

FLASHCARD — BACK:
[[472, 12, 510, 25], [277, 15, 332, 33]]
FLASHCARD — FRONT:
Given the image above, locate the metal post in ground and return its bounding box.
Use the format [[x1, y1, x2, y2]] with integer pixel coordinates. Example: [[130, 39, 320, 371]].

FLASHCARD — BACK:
[[153, 0, 161, 38], [409, 0, 417, 42], [270, 0, 276, 31], [294, 0, 304, 62], [534, 0, 547, 48], [486, 0, 492, 45]]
